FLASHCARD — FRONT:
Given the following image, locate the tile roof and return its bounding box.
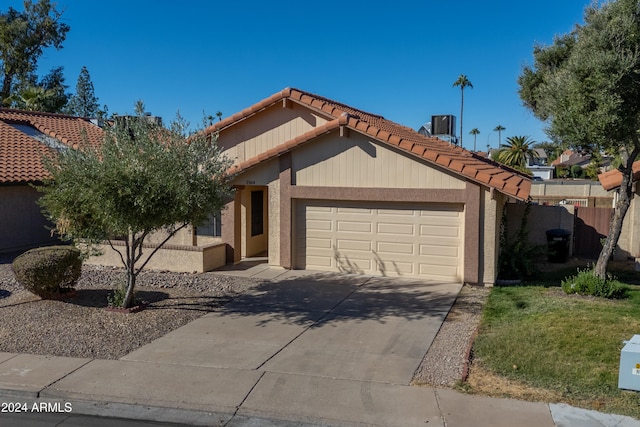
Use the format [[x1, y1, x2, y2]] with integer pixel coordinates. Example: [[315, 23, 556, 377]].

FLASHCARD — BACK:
[[0, 109, 103, 183], [598, 160, 640, 191], [211, 88, 531, 200]]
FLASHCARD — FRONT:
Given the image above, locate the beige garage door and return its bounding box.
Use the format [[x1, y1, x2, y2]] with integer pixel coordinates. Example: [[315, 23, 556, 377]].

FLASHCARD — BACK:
[[294, 200, 463, 281]]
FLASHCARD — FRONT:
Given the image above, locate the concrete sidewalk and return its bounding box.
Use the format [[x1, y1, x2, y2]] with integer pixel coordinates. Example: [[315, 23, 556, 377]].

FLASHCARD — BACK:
[[0, 264, 638, 427]]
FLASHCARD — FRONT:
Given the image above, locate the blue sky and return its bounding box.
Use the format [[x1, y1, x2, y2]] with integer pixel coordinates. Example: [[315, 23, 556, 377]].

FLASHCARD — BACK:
[[11, 0, 589, 151]]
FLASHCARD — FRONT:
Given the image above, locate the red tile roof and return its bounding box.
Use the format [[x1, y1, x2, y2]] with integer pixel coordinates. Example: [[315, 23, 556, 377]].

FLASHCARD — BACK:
[[0, 109, 103, 183], [598, 161, 640, 191], [210, 88, 531, 200]]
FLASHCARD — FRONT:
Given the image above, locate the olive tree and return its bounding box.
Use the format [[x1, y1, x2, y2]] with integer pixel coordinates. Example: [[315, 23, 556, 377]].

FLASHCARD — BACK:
[[38, 106, 233, 308], [518, 0, 640, 278]]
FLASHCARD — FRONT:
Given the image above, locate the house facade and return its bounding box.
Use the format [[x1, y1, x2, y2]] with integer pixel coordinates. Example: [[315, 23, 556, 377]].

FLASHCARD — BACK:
[[208, 88, 531, 285], [0, 109, 103, 253]]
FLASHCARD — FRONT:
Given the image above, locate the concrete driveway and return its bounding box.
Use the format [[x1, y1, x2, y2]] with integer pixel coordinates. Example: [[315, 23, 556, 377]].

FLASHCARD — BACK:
[[123, 271, 460, 385], [39, 269, 473, 426]]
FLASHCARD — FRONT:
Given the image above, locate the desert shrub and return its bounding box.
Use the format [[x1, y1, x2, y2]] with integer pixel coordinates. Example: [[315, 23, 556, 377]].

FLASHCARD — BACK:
[[561, 269, 627, 299], [12, 246, 82, 298], [107, 283, 127, 307]]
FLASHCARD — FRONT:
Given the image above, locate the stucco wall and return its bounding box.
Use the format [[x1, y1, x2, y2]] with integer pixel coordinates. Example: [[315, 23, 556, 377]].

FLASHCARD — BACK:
[[617, 191, 640, 260], [219, 103, 328, 166], [0, 185, 60, 253], [481, 190, 504, 286], [85, 241, 227, 273], [268, 179, 281, 266], [145, 226, 195, 246], [506, 203, 575, 252], [292, 132, 466, 189], [529, 181, 610, 198]]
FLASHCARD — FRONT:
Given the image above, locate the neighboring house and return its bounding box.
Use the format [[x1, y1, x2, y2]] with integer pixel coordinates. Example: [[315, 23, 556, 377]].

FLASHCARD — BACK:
[[551, 149, 591, 169], [528, 148, 548, 166], [527, 148, 554, 180], [0, 109, 103, 253], [205, 88, 531, 285], [597, 161, 640, 260]]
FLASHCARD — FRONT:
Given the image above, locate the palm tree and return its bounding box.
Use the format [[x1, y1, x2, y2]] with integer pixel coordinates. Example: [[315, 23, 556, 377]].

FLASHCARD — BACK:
[[469, 128, 480, 152], [496, 135, 538, 173], [9, 86, 55, 112], [493, 125, 506, 147], [452, 75, 473, 147]]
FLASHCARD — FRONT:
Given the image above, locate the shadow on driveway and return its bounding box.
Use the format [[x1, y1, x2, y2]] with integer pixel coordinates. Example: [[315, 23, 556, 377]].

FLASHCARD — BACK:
[[218, 272, 460, 327]]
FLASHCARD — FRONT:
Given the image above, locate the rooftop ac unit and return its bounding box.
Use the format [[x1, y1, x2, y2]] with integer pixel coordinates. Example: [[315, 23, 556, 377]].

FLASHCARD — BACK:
[[431, 115, 455, 136]]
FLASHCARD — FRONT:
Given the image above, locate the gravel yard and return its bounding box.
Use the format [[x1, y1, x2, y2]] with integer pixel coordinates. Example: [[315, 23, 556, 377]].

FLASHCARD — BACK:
[[411, 284, 489, 386], [0, 255, 487, 386], [0, 261, 261, 359]]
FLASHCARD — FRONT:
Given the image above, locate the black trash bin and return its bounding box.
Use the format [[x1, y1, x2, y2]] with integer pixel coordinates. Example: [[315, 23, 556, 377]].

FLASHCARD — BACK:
[[546, 229, 572, 263]]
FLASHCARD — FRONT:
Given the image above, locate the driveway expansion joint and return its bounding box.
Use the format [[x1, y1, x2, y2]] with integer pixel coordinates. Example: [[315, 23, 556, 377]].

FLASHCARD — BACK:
[[252, 276, 373, 371]]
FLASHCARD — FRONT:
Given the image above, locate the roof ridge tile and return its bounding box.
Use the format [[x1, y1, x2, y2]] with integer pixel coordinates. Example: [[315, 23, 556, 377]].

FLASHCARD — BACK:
[[213, 88, 531, 200]]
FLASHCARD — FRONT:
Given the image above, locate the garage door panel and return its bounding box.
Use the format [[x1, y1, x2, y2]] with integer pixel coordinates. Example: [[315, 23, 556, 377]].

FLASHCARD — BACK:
[[307, 219, 333, 231], [376, 241, 415, 255], [337, 207, 373, 215], [306, 237, 332, 249], [380, 261, 415, 275], [377, 209, 415, 216], [337, 239, 371, 251], [307, 205, 334, 213], [336, 257, 372, 271], [419, 254, 460, 266], [377, 223, 415, 235], [419, 225, 460, 238], [306, 255, 334, 268], [337, 221, 372, 233], [296, 201, 462, 281], [419, 244, 459, 257], [419, 262, 459, 276]]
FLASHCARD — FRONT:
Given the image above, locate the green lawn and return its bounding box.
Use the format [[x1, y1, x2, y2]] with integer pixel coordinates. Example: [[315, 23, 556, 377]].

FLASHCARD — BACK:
[[472, 268, 640, 418]]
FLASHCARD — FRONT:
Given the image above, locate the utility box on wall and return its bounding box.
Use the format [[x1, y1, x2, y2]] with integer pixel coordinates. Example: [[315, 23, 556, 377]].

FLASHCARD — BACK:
[[618, 335, 640, 391]]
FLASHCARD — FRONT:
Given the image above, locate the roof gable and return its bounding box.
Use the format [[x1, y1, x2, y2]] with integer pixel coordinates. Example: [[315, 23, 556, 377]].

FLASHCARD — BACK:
[[0, 109, 104, 183], [209, 88, 531, 200]]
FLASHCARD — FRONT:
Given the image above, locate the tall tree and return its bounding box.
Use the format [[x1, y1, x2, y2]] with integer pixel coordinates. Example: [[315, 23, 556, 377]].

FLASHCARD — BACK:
[[496, 135, 538, 174], [39, 65, 68, 111], [8, 66, 68, 112], [452, 75, 473, 147], [469, 128, 480, 152], [0, 0, 70, 104], [66, 66, 99, 117], [38, 104, 233, 308], [518, 0, 640, 278], [493, 125, 506, 147]]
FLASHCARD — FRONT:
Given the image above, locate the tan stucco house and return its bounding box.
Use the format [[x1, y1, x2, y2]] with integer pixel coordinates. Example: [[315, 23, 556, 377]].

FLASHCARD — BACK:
[[208, 88, 531, 285], [0, 109, 103, 253]]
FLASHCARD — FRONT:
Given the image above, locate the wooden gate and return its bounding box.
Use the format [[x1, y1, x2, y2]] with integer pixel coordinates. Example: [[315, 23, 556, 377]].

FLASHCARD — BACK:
[[574, 207, 613, 259]]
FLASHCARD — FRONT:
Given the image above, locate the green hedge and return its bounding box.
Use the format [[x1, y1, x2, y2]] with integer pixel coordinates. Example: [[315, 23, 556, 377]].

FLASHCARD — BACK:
[[12, 246, 82, 298]]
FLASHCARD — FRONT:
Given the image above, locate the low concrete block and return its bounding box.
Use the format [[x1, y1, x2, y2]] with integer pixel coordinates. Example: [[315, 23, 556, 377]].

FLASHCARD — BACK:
[[436, 388, 555, 427]]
